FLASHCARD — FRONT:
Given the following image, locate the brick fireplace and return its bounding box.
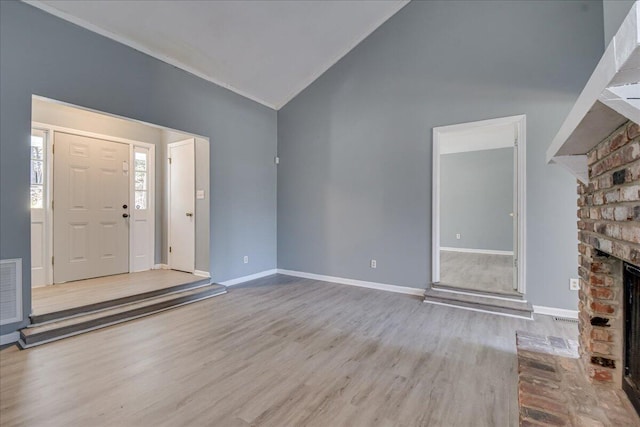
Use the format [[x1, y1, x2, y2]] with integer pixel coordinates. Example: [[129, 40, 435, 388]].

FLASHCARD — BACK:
[[578, 120, 640, 395]]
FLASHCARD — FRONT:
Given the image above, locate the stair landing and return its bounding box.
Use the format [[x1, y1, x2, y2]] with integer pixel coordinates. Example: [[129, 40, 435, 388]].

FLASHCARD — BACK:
[[23, 270, 226, 348]]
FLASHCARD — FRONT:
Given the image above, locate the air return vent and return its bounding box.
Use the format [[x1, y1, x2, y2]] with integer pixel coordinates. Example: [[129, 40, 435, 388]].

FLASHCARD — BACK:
[[0, 259, 22, 325], [553, 316, 578, 324]]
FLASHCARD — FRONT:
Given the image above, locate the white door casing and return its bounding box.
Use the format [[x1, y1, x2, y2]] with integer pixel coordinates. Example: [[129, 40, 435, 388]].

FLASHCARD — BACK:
[[168, 139, 195, 273], [53, 132, 130, 283], [431, 115, 527, 294]]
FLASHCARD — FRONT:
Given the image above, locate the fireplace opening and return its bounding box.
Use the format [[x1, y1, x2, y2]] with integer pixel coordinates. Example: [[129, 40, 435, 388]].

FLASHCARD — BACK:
[[624, 262, 640, 415]]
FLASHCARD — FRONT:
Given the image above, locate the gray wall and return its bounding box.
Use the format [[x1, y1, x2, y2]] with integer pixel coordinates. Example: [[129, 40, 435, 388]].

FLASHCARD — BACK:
[[603, 0, 636, 46], [0, 1, 277, 335], [278, 0, 604, 309], [440, 148, 514, 251]]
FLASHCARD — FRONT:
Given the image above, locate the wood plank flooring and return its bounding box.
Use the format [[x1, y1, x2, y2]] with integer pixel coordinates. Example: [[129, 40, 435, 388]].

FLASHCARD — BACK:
[[1, 274, 576, 426], [439, 251, 518, 296], [32, 270, 204, 315]]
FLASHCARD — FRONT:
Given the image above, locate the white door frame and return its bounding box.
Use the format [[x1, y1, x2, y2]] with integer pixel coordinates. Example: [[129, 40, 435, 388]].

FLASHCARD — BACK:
[[31, 122, 156, 285], [431, 114, 527, 294], [167, 139, 196, 273]]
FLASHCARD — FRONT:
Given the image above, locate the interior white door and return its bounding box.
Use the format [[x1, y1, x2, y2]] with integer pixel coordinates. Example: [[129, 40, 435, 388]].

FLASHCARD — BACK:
[[168, 139, 195, 273], [53, 132, 130, 283]]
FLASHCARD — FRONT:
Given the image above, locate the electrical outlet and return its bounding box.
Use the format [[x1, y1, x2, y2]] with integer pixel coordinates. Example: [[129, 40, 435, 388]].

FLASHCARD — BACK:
[[243, 256, 249, 264], [456, 233, 461, 240], [569, 278, 580, 290], [370, 259, 377, 269]]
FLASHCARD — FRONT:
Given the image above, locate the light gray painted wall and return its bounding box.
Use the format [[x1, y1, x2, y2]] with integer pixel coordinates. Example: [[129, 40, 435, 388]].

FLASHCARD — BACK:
[[603, 0, 635, 46], [0, 1, 277, 335], [440, 148, 514, 251], [278, 0, 604, 309]]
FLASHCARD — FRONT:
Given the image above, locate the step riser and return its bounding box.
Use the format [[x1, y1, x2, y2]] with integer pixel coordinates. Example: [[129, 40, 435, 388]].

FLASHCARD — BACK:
[[20, 289, 226, 348], [423, 297, 532, 319], [30, 278, 211, 324]]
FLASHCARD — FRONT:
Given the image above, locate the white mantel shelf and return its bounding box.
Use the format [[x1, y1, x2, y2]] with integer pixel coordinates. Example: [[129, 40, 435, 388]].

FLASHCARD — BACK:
[[547, 2, 640, 182]]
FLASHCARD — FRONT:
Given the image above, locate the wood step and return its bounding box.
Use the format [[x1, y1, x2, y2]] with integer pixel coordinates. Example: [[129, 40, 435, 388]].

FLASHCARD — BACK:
[[423, 287, 533, 319], [20, 284, 226, 348], [30, 277, 211, 324]]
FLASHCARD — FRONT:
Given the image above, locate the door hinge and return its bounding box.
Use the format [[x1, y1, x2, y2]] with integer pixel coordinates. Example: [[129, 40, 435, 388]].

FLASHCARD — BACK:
[[168, 158, 172, 165], [169, 246, 172, 253], [52, 143, 55, 154], [51, 200, 54, 210], [514, 258, 518, 267], [514, 137, 518, 147], [51, 256, 54, 266]]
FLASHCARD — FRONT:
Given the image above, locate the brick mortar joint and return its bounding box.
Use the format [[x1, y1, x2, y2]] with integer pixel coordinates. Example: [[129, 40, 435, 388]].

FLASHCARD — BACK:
[[579, 231, 640, 248], [589, 121, 633, 162]]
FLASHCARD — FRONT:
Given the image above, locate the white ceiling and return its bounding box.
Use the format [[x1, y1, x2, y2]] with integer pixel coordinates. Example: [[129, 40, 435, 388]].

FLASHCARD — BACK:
[[27, 0, 409, 109]]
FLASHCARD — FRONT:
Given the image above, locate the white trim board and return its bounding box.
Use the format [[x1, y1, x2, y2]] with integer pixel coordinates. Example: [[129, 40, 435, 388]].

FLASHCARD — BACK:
[[193, 270, 211, 278], [532, 305, 578, 319], [277, 269, 425, 296], [220, 269, 278, 287], [0, 332, 20, 346], [153, 264, 169, 270], [546, 2, 640, 167], [440, 247, 514, 256]]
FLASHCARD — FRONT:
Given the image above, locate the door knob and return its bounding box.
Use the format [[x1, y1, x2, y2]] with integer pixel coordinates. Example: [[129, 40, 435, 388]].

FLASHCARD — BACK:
[[123, 213, 129, 218], [123, 204, 128, 209], [186, 212, 193, 217]]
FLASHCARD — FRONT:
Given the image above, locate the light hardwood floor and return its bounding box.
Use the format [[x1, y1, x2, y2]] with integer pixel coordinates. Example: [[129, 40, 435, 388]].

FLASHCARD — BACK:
[[1, 274, 575, 426], [439, 251, 518, 296], [32, 270, 204, 315]]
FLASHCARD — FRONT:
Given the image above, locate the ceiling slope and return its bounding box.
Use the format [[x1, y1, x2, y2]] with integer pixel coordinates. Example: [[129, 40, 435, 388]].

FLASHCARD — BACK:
[[26, 0, 409, 109]]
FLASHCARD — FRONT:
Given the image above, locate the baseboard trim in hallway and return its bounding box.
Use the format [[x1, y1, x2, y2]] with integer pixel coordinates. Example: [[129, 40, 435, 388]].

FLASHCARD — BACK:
[[532, 305, 578, 319], [277, 269, 425, 296], [0, 332, 20, 345], [220, 269, 278, 287]]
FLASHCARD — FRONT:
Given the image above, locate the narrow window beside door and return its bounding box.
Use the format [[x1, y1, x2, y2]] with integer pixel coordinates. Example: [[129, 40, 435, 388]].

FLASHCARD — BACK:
[[30, 134, 45, 208], [134, 151, 148, 210]]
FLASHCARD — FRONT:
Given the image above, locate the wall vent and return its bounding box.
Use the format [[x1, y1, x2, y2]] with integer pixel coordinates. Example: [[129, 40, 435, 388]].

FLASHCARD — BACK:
[[553, 316, 578, 324], [0, 259, 22, 325]]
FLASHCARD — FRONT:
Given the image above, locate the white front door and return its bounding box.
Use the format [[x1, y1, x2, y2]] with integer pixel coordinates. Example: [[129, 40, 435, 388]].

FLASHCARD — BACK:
[[168, 139, 195, 273], [53, 132, 130, 283]]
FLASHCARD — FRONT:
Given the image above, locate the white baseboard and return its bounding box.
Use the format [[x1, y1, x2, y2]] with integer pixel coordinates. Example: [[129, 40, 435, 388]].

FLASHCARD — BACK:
[[193, 270, 211, 278], [0, 331, 20, 345], [440, 247, 514, 256], [220, 269, 278, 287], [532, 305, 578, 319], [153, 264, 169, 270], [277, 269, 425, 296]]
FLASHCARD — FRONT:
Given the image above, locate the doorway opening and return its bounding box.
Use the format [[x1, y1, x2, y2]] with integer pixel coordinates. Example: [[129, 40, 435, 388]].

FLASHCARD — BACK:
[[431, 115, 526, 298], [29, 96, 211, 309]]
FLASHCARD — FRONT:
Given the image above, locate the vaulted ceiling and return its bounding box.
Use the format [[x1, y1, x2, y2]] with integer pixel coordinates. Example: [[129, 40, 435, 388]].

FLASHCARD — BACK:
[[27, 0, 409, 109]]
